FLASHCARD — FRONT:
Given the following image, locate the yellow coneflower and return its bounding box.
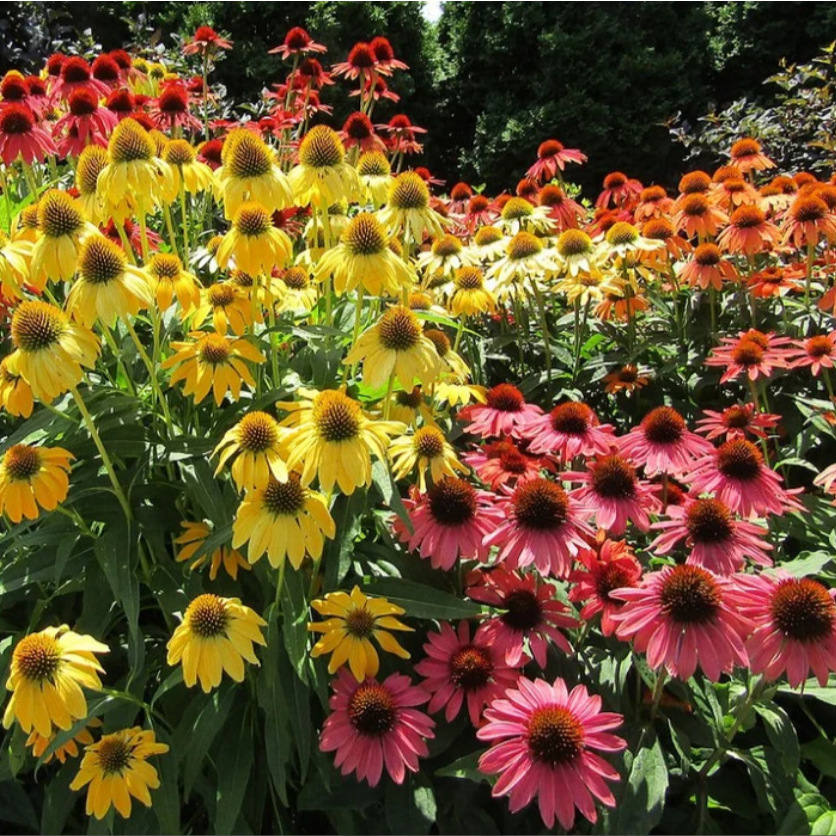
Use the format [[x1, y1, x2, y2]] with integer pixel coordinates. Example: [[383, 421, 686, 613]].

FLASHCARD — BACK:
[[470, 225, 506, 262], [289, 125, 361, 208], [13, 203, 40, 243], [144, 252, 201, 315], [161, 138, 216, 200], [497, 196, 554, 235], [0, 356, 34, 418], [308, 585, 411, 681], [161, 331, 265, 405], [216, 127, 292, 219], [449, 265, 497, 316], [148, 129, 168, 159], [216, 201, 293, 276], [174, 521, 251, 581], [278, 387, 403, 495], [3, 626, 108, 737], [69, 727, 169, 820], [6, 301, 100, 402], [191, 281, 255, 336], [596, 221, 663, 262], [166, 593, 267, 692], [315, 211, 414, 297], [74, 145, 109, 224], [213, 411, 288, 491], [389, 425, 468, 491], [554, 228, 599, 277], [558, 270, 623, 307], [433, 373, 487, 408], [97, 118, 174, 217], [488, 231, 558, 294], [66, 234, 153, 328], [29, 189, 98, 284], [230, 268, 283, 310], [423, 327, 470, 378], [379, 385, 434, 427], [0, 229, 33, 299], [232, 473, 336, 569], [416, 233, 479, 279], [25, 718, 101, 765], [0, 443, 73, 523], [378, 170, 446, 242], [357, 150, 394, 206], [275, 266, 317, 313], [344, 305, 442, 390]]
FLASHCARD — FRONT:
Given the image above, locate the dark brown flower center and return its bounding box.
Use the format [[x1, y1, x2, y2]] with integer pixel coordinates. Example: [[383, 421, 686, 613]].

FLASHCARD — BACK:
[[226, 132, 272, 179], [299, 125, 344, 168], [512, 479, 569, 530], [659, 565, 721, 625], [732, 341, 765, 367], [685, 498, 733, 544], [449, 645, 493, 690], [235, 203, 271, 237], [501, 589, 542, 631], [12, 301, 65, 352], [344, 608, 376, 639], [486, 384, 524, 413], [109, 118, 155, 163], [716, 439, 762, 481], [239, 412, 279, 451], [606, 222, 639, 246], [474, 226, 502, 246], [427, 477, 476, 525], [97, 737, 132, 775], [770, 578, 836, 643], [413, 427, 445, 459], [348, 683, 397, 736], [79, 236, 126, 285], [187, 594, 229, 638], [642, 406, 686, 444], [596, 562, 635, 603], [807, 336, 834, 359], [39, 191, 83, 238], [550, 402, 594, 435], [591, 455, 637, 499], [378, 307, 422, 351], [14, 633, 61, 682], [557, 229, 593, 258], [527, 706, 584, 766], [262, 475, 306, 516], [390, 172, 429, 210], [723, 406, 751, 429], [731, 206, 766, 229], [313, 391, 361, 442], [506, 231, 542, 260], [198, 335, 231, 366]]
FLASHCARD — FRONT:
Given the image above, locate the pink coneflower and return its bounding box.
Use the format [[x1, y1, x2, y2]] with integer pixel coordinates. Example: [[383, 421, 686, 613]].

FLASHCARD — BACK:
[[270, 27, 327, 59], [182, 25, 233, 56], [718, 205, 780, 255], [650, 497, 772, 575], [370, 36, 408, 72], [340, 111, 386, 153], [687, 439, 802, 518], [44, 52, 65, 90], [730, 137, 775, 174], [482, 478, 595, 578], [737, 572, 836, 687], [524, 401, 615, 460], [319, 669, 434, 787], [415, 621, 522, 726], [678, 243, 737, 290], [0, 103, 57, 165], [568, 538, 643, 636], [526, 138, 587, 183], [618, 406, 712, 478], [22, 75, 48, 116], [695, 403, 780, 441], [781, 195, 836, 248], [464, 440, 544, 490], [596, 171, 643, 210], [786, 332, 836, 376], [477, 677, 625, 831], [705, 331, 790, 383], [565, 454, 660, 535], [54, 88, 117, 156], [152, 84, 202, 132], [467, 567, 577, 666], [393, 477, 502, 571], [108, 49, 133, 80], [674, 193, 729, 239], [538, 184, 584, 230], [634, 185, 674, 222], [50, 56, 110, 103], [610, 565, 751, 680], [459, 384, 542, 439]]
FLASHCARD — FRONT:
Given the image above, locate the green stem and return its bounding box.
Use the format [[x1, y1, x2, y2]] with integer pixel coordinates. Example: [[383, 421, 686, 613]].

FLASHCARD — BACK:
[[532, 283, 553, 397], [163, 205, 180, 259], [179, 180, 191, 265], [125, 318, 174, 431], [101, 325, 136, 397], [114, 221, 137, 266]]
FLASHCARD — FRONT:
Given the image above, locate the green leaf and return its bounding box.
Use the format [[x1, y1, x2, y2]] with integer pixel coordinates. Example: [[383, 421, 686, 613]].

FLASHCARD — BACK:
[[385, 778, 437, 836], [372, 459, 412, 531], [769, 551, 832, 578], [802, 738, 836, 780], [151, 727, 180, 835], [281, 569, 310, 682], [435, 750, 487, 783], [755, 703, 800, 774], [779, 792, 832, 835], [323, 491, 366, 590], [814, 812, 836, 836], [213, 706, 254, 835], [362, 577, 483, 620], [611, 731, 669, 835], [0, 779, 38, 830], [182, 687, 237, 798]]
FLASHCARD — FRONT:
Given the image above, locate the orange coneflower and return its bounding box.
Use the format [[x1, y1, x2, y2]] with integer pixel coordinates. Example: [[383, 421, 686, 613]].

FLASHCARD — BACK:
[[718, 205, 780, 255], [595, 288, 650, 322], [642, 218, 691, 262], [781, 195, 836, 249], [596, 171, 643, 210], [674, 194, 728, 240], [679, 243, 737, 290], [730, 138, 775, 174], [634, 186, 674, 222], [603, 365, 650, 394], [747, 266, 802, 298]]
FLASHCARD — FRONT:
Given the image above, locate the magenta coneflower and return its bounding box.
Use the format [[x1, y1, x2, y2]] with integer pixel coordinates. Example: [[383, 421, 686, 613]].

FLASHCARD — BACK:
[[618, 406, 712, 478], [650, 497, 772, 575], [786, 332, 836, 377], [482, 478, 594, 578], [460, 384, 542, 439], [565, 454, 660, 535], [415, 620, 522, 726], [468, 567, 577, 666], [477, 677, 626, 831], [610, 565, 752, 680], [319, 669, 435, 787], [568, 538, 643, 636], [393, 477, 502, 571], [737, 572, 836, 687], [524, 401, 616, 460], [695, 403, 780, 441], [526, 138, 587, 183], [687, 439, 802, 518], [269, 27, 327, 59], [0, 103, 57, 165], [465, 440, 544, 490], [54, 88, 117, 156]]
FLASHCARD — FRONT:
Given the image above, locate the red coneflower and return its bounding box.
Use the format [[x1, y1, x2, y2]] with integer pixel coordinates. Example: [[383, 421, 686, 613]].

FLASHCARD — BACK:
[[477, 677, 626, 831], [568, 538, 642, 637], [705, 330, 790, 383], [677, 170, 712, 196], [377, 114, 426, 156], [526, 138, 587, 183], [747, 265, 802, 298], [786, 332, 836, 377], [152, 84, 201, 132], [610, 565, 752, 681], [586, 207, 631, 238], [319, 669, 434, 786], [102, 219, 161, 254], [674, 193, 728, 239], [595, 171, 643, 210], [182, 25, 233, 56], [90, 55, 121, 87], [738, 572, 836, 687], [688, 438, 802, 517], [482, 477, 595, 578], [678, 242, 737, 290], [109, 49, 133, 73], [54, 88, 118, 156], [44, 52, 66, 86], [524, 401, 616, 459], [415, 620, 523, 726], [650, 497, 772, 575], [51, 56, 110, 102], [464, 440, 544, 490], [0, 72, 30, 104], [394, 477, 503, 570], [297, 57, 333, 90], [369, 36, 408, 72], [718, 205, 780, 255], [538, 184, 584, 230], [105, 88, 136, 121], [730, 137, 774, 174], [269, 27, 326, 59], [565, 454, 660, 535], [468, 567, 577, 666], [351, 75, 400, 106], [515, 177, 539, 202], [448, 181, 473, 215], [339, 111, 385, 153], [460, 383, 543, 439], [332, 42, 379, 81], [197, 137, 224, 170], [23, 75, 48, 114], [695, 403, 780, 441], [781, 195, 836, 248], [461, 194, 497, 231], [0, 103, 57, 165]]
